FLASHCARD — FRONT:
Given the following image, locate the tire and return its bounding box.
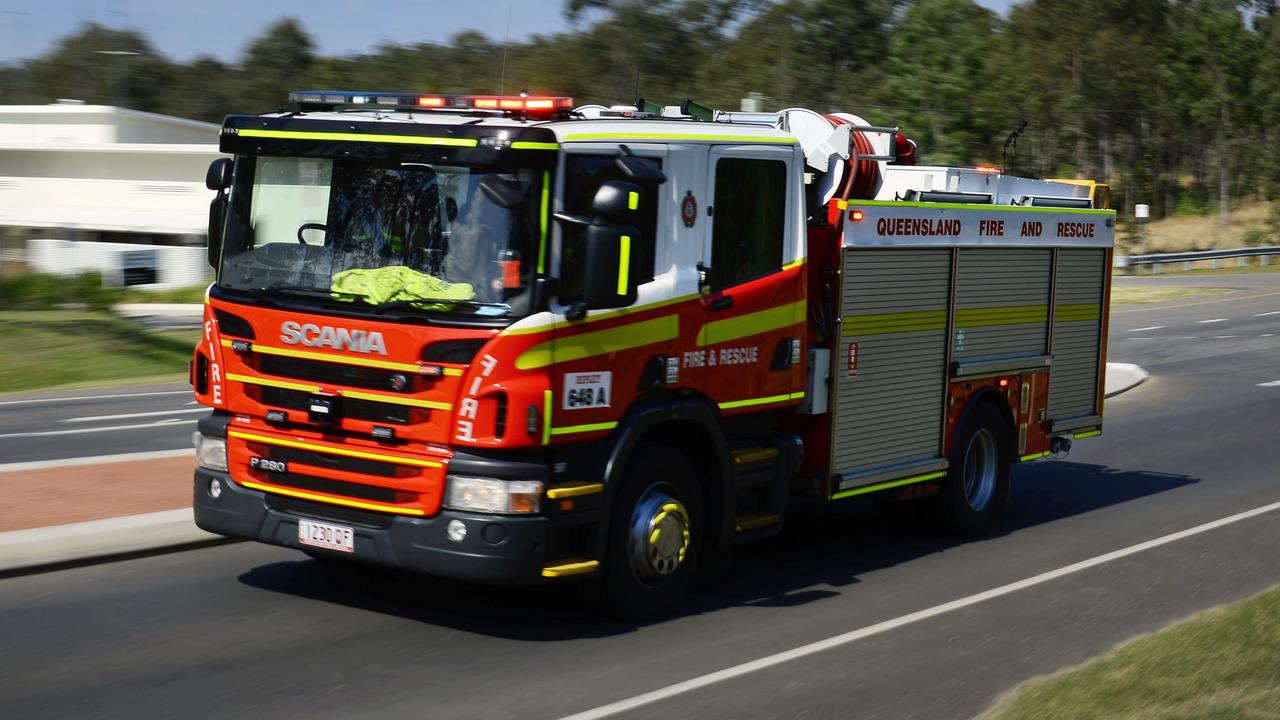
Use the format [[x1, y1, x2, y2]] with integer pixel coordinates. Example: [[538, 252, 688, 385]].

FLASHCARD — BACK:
[[939, 402, 1011, 537], [582, 442, 704, 620]]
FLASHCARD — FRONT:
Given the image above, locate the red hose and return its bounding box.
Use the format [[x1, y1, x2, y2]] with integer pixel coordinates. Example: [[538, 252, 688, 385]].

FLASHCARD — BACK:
[[826, 115, 881, 201]]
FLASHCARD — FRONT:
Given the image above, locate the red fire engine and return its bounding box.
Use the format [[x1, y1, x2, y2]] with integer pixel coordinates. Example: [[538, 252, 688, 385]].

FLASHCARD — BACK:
[[192, 92, 1112, 617]]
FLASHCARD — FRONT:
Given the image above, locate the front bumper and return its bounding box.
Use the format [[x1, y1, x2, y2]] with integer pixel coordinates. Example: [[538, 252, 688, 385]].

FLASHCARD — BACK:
[[193, 467, 554, 583]]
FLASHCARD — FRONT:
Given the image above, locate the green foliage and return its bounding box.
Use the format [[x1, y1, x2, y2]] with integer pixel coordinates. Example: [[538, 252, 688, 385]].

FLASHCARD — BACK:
[[0, 272, 115, 310], [1, 1, 1277, 215], [1241, 227, 1271, 246]]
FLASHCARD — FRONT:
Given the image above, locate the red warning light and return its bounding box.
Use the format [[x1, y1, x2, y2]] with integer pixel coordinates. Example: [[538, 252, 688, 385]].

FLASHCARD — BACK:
[[998, 378, 1009, 388], [849, 210, 866, 222], [417, 96, 445, 107]]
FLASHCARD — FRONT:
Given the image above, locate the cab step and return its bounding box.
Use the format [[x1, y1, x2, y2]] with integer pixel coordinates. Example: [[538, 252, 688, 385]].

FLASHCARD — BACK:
[[541, 558, 600, 578], [731, 446, 780, 466], [734, 513, 780, 533]]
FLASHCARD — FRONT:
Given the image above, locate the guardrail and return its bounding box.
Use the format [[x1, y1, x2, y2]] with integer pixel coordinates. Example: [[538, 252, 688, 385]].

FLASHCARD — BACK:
[[1120, 246, 1280, 273]]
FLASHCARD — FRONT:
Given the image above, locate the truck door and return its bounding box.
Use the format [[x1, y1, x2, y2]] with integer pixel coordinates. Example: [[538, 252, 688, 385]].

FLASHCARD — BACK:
[[700, 145, 805, 412]]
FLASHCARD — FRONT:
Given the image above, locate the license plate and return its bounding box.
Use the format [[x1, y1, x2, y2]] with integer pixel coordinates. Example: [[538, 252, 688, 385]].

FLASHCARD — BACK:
[[250, 456, 288, 474], [298, 519, 354, 553]]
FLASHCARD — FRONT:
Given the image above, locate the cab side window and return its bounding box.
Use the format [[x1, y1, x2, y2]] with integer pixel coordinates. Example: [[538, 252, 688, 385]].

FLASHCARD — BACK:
[[558, 155, 660, 304], [710, 158, 787, 291]]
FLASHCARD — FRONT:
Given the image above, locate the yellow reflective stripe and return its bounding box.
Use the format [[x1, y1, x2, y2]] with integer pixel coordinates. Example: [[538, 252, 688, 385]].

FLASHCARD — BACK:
[[236, 128, 477, 147], [1055, 303, 1102, 323], [546, 481, 604, 499], [515, 315, 679, 370], [1074, 429, 1102, 439], [697, 300, 806, 347], [836, 199, 849, 210], [627, 191, 639, 210], [955, 305, 1048, 327], [541, 558, 600, 577], [342, 389, 450, 410], [550, 421, 618, 436], [830, 471, 945, 500], [228, 430, 443, 468], [844, 309, 946, 335], [240, 479, 426, 516], [848, 199, 1113, 216], [227, 372, 320, 393], [541, 389, 552, 446], [500, 293, 701, 336], [538, 169, 550, 274], [228, 372, 450, 410], [617, 235, 631, 295], [718, 391, 805, 411], [1020, 451, 1051, 462], [511, 141, 559, 150], [562, 132, 797, 144], [782, 258, 806, 271], [220, 338, 449, 374]]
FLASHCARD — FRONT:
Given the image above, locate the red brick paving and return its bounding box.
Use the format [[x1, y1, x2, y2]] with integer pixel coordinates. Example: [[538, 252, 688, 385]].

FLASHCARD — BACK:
[[0, 456, 193, 532]]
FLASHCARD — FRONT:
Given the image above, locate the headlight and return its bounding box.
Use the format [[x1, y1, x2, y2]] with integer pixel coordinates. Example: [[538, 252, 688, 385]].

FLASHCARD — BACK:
[[193, 432, 228, 472], [445, 476, 542, 514]]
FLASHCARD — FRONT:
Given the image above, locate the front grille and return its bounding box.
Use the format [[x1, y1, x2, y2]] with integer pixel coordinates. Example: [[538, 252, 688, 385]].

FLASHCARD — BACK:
[[267, 496, 395, 529], [259, 471, 404, 504], [259, 386, 413, 425], [268, 446, 406, 478], [258, 354, 423, 393]]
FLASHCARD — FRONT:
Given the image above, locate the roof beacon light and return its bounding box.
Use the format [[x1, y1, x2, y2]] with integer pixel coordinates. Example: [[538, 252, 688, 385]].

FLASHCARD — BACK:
[[289, 91, 573, 117]]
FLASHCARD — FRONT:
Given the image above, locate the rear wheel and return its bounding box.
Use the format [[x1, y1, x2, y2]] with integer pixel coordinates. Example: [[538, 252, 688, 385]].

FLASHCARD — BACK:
[[940, 402, 1011, 537], [582, 442, 703, 620]]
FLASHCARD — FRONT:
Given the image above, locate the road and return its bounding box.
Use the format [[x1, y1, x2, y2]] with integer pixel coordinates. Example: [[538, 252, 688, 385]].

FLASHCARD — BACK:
[[1, 272, 1278, 719], [0, 383, 195, 464]]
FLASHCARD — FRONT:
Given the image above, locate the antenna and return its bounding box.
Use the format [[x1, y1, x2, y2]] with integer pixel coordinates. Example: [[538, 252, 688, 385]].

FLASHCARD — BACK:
[[1002, 120, 1027, 176], [498, 0, 513, 95]]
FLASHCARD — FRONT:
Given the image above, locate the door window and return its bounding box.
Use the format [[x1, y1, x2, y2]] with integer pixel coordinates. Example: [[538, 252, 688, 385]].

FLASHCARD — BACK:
[[710, 158, 787, 291]]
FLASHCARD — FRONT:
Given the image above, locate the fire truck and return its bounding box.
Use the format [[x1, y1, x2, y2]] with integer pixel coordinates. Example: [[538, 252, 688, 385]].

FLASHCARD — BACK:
[[192, 91, 1113, 617]]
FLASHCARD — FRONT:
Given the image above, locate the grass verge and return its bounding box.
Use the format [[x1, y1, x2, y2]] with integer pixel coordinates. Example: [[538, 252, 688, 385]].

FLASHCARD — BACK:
[[982, 584, 1280, 719], [1110, 285, 1234, 305], [0, 311, 197, 393]]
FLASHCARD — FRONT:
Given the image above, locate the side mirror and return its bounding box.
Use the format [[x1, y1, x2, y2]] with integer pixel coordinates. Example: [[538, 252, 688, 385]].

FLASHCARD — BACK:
[[615, 145, 666, 185], [590, 180, 643, 223], [479, 174, 527, 209], [206, 157, 232, 191], [208, 194, 227, 268], [581, 223, 639, 310]]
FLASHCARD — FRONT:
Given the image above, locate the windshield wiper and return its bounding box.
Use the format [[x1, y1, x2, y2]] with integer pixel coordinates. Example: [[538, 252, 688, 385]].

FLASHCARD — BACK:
[[239, 283, 364, 302], [369, 298, 510, 315]]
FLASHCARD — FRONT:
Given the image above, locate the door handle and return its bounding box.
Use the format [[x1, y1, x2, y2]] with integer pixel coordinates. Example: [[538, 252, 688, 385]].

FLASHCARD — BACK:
[[710, 294, 734, 311]]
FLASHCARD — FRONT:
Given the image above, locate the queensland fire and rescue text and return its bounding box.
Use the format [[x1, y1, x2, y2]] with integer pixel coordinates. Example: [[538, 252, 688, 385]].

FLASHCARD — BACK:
[[190, 89, 1113, 617]]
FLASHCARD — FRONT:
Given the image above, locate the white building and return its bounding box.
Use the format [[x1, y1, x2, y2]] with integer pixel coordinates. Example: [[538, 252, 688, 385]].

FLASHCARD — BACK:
[[0, 102, 224, 287]]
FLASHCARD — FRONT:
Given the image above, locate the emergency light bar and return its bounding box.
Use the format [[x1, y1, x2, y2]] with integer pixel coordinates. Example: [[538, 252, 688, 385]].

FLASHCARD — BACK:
[[287, 91, 573, 117]]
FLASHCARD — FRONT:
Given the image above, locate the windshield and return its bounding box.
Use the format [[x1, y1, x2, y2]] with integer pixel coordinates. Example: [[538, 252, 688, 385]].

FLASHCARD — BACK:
[[218, 156, 540, 318]]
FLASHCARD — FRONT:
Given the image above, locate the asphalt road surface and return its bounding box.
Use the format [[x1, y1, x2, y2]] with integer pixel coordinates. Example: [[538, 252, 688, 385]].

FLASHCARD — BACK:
[[2, 272, 1279, 719], [0, 383, 196, 464]]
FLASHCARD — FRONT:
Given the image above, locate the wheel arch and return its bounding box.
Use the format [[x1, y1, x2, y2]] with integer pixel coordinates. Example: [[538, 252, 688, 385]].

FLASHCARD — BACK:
[[596, 392, 733, 560], [949, 387, 1017, 460]]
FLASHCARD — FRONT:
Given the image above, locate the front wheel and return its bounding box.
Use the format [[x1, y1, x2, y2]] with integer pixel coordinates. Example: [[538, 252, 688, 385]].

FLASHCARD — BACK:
[[940, 402, 1011, 537], [582, 443, 703, 620]]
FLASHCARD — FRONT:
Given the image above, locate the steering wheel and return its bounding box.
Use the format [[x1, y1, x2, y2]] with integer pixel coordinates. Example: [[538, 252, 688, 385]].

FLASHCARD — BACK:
[[297, 223, 328, 245]]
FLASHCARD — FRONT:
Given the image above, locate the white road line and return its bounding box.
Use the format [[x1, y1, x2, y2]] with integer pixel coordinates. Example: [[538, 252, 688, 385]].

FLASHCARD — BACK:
[[0, 418, 191, 439], [556, 499, 1280, 720], [0, 448, 193, 473], [1259, 380, 1280, 388], [1129, 326, 1164, 332], [1197, 318, 1228, 324], [1256, 311, 1280, 317], [1212, 335, 1237, 339], [0, 389, 191, 407], [1127, 337, 1153, 340], [61, 407, 209, 423], [1262, 334, 1275, 338]]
